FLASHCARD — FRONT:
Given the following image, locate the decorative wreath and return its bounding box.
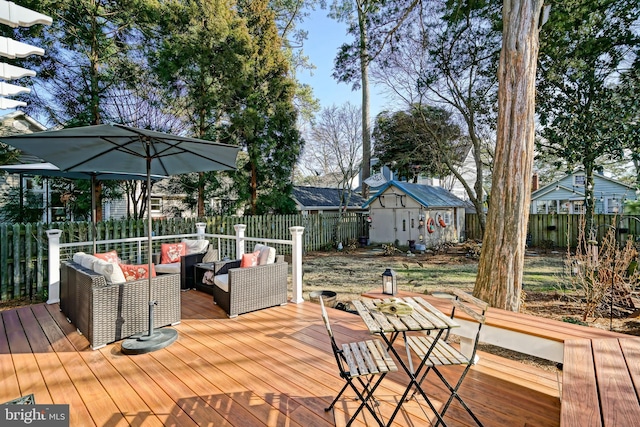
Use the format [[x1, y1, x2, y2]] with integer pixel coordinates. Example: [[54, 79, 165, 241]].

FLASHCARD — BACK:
[[437, 214, 447, 228], [426, 217, 435, 233]]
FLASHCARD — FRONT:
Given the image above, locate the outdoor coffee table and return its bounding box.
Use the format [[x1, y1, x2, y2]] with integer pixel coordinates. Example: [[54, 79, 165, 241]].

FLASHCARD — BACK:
[[352, 296, 459, 426]]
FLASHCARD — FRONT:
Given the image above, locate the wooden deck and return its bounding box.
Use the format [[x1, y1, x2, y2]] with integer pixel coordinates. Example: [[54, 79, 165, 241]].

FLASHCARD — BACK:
[[0, 291, 561, 426]]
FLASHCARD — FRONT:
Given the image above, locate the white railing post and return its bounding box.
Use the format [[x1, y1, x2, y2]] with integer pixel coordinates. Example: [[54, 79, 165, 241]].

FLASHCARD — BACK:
[[46, 229, 62, 304], [289, 226, 305, 304], [196, 222, 206, 239], [234, 224, 246, 259]]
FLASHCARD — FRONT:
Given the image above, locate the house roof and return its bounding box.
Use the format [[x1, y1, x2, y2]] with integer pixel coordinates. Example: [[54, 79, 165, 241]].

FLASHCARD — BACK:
[[292, 186, 367, 210], [363, 180, 467, 209], [532, 172, 636, 199]]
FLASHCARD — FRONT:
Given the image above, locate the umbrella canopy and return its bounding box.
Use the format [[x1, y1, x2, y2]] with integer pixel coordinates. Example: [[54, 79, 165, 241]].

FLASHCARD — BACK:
[[0, 124, 240, 354], [0, 161, 168, 181], [0, 123, 238, 175]]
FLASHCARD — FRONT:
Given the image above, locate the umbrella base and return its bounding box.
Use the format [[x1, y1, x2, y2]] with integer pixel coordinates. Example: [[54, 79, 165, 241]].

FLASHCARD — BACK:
[[121, 328, 178, 355]]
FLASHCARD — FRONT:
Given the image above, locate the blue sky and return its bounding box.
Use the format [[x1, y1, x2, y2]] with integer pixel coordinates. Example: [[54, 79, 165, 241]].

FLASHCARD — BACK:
[[296, 7, 387, 118]]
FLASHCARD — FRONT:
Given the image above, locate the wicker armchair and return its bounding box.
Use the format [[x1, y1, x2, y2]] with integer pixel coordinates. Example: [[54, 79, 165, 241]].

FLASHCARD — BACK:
[[60, 261, 181, 349], [208, 255, 288, 318]]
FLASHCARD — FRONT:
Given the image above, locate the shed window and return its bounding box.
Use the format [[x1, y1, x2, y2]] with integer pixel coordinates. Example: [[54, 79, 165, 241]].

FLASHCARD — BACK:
[[443, 212, 452, 225]]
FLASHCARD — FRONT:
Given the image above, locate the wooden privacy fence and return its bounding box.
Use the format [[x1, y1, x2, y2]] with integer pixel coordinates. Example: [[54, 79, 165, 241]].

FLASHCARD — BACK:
[[465, 213, 640, 248], [0, 212, 367, 303]]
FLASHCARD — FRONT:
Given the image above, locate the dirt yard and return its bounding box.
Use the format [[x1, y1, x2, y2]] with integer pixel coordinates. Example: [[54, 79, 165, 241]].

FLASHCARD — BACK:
[[302, 247, 640, 337]]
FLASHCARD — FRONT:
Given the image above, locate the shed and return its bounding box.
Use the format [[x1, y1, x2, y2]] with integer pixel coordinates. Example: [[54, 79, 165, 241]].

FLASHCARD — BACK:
[[363, 180, 467, 249]]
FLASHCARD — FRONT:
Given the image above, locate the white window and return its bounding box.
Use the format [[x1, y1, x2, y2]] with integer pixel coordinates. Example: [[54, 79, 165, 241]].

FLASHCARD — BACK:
[[443, 211, 452, 225], [606, 197, 621, 214], [150, 197, 162, 212], [572, 200, 585, 214], [535, 200, 549, 214], [573, 174, 586, 187]]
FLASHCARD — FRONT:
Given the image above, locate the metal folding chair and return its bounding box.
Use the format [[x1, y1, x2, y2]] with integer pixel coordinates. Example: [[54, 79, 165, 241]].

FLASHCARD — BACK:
[[319, 297, 398, 426], [405, 289, 488, 427]]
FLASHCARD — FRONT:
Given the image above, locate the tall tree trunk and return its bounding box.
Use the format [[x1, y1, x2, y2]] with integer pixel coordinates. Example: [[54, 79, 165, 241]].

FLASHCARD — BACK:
[[197, 172, 205, 217], [357, 1, 371, 199], [474, 0, 544, 311]]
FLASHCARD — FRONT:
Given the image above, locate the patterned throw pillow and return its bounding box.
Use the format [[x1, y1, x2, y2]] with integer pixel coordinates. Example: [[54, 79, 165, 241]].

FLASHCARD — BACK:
[[202, 247, 218, 263], [240, 251, 260, 268], [94, 250, 119, 264], [160, 243, 186, 264], [119, 263, 156, 281]]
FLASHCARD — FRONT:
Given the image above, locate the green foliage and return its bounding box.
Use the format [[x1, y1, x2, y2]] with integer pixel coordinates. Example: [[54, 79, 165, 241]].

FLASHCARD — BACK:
[[624, 199, 640, 215], [16, 0, 142, 126], [536, 0, 640, 191], [0, 187, 44, 223], [372, 105, 464, 181], [223, 0, 303, 214]]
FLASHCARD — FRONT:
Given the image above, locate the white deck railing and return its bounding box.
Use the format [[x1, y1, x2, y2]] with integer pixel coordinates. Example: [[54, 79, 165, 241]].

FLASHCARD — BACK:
[[47, 223, 305, 306]]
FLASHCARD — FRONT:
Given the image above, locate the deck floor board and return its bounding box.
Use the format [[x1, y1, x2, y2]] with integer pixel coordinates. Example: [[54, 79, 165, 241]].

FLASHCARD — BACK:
[[0, 290, 564, 426]]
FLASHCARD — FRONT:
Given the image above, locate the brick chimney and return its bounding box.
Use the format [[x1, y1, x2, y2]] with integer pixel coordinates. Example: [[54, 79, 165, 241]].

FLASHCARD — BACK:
[[532, 173, 539, 191]]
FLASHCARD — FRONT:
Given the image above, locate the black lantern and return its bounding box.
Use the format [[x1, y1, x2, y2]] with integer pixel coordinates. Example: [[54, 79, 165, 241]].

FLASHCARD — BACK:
[[382, 268, 397, 295]]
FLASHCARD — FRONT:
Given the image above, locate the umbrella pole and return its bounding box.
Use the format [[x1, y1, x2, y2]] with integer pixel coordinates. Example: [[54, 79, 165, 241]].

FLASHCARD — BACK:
[[121, 150, 178, 354], [91, 176, 97, 254]]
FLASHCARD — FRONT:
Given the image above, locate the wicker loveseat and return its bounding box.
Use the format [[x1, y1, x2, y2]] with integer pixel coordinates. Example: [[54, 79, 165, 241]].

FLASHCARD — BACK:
[[202, 254, 288, 318], [60, 261, 181, 349]]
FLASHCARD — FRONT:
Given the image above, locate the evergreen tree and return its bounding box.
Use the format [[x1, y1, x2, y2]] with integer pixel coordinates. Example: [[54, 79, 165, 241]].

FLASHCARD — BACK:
[[225, 0, 303, 214]]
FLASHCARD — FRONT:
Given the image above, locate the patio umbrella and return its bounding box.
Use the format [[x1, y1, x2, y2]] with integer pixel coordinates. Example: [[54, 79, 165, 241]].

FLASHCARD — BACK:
[[0, 162, 168, 253], [0, 124, 240, 354]]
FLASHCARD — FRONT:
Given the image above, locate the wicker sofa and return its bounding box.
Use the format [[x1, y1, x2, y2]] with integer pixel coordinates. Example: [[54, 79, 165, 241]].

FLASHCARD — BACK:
[[200, 255, 288, 318], [60, 261, 181, 349]]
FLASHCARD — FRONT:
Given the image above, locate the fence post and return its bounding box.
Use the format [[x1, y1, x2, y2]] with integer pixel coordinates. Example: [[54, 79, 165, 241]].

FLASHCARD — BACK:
[[46, 229, 62, 304], [290, 226, 305, 304], [234, 224, 246, 259], [196, 222, 206, 239]]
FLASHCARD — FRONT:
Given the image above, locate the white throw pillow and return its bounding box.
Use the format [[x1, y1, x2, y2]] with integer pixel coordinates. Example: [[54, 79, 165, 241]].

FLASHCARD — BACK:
[[182, 239, 210, 255], [73, 252, 87, 264], [80, 254, 100, 270], [258, 246, 276, 265], [92, 259, 126, 284]]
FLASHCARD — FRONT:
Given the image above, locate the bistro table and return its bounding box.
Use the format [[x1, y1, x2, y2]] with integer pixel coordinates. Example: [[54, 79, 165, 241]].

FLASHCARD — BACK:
[[352, 296, 459, 427]]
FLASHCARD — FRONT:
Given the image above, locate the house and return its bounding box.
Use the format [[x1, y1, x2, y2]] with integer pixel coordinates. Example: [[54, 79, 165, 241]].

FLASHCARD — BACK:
[[530, 171, 638, 215], [292, 186, 367, 214], [363, 180, 467, 248], [360, 147, 477, 202]]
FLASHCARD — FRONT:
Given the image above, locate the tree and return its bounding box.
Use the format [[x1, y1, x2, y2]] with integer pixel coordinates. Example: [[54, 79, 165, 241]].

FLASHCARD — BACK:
[[371, 0, 501, 235], [536, 0, 640, 235], [141, 0, 251, 217], [330, 0, 420, 198], [305, 102, 363, 242], [0, 187, 44, 223], [372, 105, 462, 183], [223, 0, 304, 214], [473, 0, 545, 311], [14, 0, 151, 221]]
